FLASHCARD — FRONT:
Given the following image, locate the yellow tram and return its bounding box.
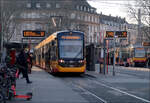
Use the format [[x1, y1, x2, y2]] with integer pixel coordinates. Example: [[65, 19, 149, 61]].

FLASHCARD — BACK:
[[35, 30, 86, 74]]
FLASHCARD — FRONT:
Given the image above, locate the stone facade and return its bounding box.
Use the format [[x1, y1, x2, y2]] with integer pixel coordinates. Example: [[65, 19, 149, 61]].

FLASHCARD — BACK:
[[3, 0, 140, 48], [9, 0, 99, 47]]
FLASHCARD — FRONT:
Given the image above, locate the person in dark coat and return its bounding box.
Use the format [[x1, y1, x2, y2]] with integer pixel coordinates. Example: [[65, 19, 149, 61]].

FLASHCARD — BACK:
[[26, 52, 32, 74], [148, 55, 150, 68], [17, 49, 32, 84]]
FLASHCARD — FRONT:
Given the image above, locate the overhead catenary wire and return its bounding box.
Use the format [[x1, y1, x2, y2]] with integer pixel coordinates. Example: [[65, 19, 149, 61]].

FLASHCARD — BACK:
[[87, 1, 144, 8]]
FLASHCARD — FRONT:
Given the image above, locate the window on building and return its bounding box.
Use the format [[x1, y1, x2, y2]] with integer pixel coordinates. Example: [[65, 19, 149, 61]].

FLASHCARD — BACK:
[[76, 5, 79, 10], [84, 6, 86, 11], [94, 17, 97, 23], [81, 15, 84, 20], [26, 3, 31, 8], [91, 9, 94, 13], [36, 3, 40, 8], [46, 3, 51, 8], [56, 3, 60, 8], [92, 26, 94, 32], [88, 8, 90, 12], [28, 13, 31, 19], [91, 16, 94, 22], [89, 16, 91, 22], [80, 6, 83, 11], [71, 13, 76, 19], [85, 15, 87, 21], [77, 14, 79, 20], [97, 17, 99, 23], [110, 22, 112, 26]]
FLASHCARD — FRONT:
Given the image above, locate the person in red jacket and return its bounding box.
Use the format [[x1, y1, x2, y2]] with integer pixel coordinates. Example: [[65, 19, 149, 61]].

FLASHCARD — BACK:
[[9, 48, 16, 66], [26, 52, 32, 74]]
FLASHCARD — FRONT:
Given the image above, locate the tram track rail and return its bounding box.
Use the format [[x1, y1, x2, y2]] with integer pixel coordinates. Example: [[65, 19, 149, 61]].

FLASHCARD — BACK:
[[67, 76, 150, 103], [109, 70, 149, 79], [85, 77, 150, 103], [109, 69, 150, 79], [50, 70, 150, 103], [75, 85, 107, 103]]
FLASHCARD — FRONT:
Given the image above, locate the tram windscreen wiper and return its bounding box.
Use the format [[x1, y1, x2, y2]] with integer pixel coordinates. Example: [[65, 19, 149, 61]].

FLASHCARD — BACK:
[[73, 48, 82, 59]]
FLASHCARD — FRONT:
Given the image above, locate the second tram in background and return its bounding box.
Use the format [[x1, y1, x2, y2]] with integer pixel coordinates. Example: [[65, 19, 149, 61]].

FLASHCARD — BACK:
[[35, 30, 86, 74], [123, 46, 147, 67]]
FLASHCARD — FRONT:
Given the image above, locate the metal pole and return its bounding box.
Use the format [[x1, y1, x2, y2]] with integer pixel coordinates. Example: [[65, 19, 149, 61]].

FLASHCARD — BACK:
[[138, 9, 141, 45], [0, 0, 4, 62], [21, 38, 23, 49], [106, 40, 109, 74], [103, 38, 106, 75], [113, 36, 116, 76]]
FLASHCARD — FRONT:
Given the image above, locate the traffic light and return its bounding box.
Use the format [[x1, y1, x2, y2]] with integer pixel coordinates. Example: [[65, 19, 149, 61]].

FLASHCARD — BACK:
[[115, 31, 127, 38], [106, 31, 114, 38]]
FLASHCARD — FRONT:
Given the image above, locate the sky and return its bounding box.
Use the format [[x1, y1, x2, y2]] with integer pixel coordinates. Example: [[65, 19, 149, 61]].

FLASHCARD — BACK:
[[87, 0, 137, 24]]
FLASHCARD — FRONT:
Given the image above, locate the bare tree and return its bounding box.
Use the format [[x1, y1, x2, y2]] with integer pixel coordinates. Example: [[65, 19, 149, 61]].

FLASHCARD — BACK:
[[0, 0, 24, 43], [127, 0, 150, 40]]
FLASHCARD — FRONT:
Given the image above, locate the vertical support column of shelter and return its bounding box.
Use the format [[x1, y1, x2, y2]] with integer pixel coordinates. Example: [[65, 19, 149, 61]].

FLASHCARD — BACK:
[[106, 40, 109, 74], [21, 38, 23, 49], [0, 0, 4, 62], [91, 43, 95, 71], [138, 9, 141, 45], [113, 36, 116, 76], [103, 39, 106, 75]]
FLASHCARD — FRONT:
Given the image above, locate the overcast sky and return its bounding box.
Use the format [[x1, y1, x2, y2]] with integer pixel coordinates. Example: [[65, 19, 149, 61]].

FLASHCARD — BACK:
[[87, 0, 137, 24]]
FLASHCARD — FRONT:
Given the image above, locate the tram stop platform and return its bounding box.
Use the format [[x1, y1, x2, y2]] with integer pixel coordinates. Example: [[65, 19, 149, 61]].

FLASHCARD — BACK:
[[7, 66, 88, 103]]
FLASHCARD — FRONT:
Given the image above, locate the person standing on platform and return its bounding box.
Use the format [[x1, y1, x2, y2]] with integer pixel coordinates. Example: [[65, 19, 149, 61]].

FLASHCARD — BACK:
[[26, 52, 33, 74], [17, 48, 32, 84]]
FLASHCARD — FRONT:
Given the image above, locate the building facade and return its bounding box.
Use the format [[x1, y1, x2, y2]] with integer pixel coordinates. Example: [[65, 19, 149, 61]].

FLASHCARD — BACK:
[[9, 0, 100, 48], [3, 0, 141, 50]]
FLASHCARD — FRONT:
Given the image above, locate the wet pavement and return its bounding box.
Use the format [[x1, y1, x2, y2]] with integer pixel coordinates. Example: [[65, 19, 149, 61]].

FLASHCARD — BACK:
[[7, 65, 150, 103], [86, 65, 150, 102], [7, 66, 88, 103]]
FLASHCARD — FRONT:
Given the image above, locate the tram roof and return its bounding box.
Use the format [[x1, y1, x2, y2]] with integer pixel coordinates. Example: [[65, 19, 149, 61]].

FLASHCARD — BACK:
[[35, 30, 84, 50]]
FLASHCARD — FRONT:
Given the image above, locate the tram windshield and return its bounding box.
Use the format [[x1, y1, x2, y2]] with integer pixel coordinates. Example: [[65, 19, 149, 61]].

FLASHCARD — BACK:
[[59, 40, 83, 59], [135, 49, 145, 57]]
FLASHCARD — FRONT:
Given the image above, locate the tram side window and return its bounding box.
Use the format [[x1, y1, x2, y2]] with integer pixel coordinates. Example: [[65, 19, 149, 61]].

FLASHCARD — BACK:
[[49, 48, 51, 60], [43, 45, 47, 61], [51, 46, 57, 61], [42, 47, 44, 59], [46, 44, 50, 61], [131, 50, 134, 57]]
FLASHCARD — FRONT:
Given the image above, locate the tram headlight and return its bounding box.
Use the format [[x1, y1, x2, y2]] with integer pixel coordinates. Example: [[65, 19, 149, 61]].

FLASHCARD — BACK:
[[58, 59, 65, 63], [79, 60, 84, 63]]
